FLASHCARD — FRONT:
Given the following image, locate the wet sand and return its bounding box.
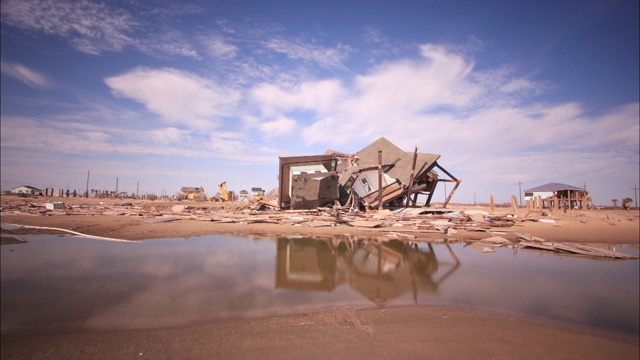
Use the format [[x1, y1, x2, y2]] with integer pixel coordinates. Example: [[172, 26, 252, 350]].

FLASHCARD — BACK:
[[1, 306, 638, 360], [1, 195, 638, 359]]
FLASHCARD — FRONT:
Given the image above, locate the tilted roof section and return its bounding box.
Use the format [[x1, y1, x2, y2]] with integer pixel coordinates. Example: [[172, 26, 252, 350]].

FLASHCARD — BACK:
[[524, 182, 584, 193], [354, 137, 440, 185]]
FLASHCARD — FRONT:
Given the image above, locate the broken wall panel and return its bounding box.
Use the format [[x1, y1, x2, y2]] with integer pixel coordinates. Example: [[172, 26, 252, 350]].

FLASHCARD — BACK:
[[290, 172, 339, 210], [361, 181, 405, 209], [278, 155, 338, 209]]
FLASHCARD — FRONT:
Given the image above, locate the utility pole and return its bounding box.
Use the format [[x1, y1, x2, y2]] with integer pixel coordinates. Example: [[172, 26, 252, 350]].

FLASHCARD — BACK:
[[85, 170, 90, 198], [518, 181, 523, 207], [115, 177, 119, 197], [634, 185, 638, 208], [136, 181, 139, 199]]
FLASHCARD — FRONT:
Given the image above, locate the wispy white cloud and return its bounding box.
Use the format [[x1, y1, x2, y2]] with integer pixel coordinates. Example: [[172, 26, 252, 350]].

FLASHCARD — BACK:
[[361, 25, 401, 61], [0, 0, 203, 58], [500, 78, 539, 94], [104, 67, 241, 131], [362, 26, 385, 44], [262, 38, 352, 69], [136, 30, 200, 59], [251, 79, 346, 117], [149, 127, 192, 145], [0, 115, 276, 163], [201, 35, 238, 59], [0, 62, 53, 88], [259, 116, 297, 138], [297, 44, 481, 146], [1, 0, 137, 55]]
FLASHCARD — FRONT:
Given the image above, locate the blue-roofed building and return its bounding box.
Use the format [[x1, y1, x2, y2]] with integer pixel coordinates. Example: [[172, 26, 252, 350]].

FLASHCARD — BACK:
[[523, 182, 591, 210]]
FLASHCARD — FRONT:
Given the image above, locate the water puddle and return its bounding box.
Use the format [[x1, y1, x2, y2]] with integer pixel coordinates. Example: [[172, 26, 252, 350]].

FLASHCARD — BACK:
[[1, 234, 638, 336]]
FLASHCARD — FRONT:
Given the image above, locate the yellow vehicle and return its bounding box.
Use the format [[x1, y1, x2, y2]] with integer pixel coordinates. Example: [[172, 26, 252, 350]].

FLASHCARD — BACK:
[[251, 187, 265, 201], [219, 181, 229, 202]]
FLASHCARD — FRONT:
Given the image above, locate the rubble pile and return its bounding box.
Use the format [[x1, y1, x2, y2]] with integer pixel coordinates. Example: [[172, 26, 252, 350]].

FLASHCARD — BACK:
[[0, 198, 517, 236], [2, 197, 637, 260]]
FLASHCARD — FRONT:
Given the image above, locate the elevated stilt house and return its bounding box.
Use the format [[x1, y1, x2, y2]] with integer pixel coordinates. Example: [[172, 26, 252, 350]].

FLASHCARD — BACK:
[[523, 182, 592, 210]]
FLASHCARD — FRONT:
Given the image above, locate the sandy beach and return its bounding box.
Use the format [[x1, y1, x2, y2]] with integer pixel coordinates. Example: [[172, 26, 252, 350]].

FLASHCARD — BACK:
[[1, 194, 638, 359]]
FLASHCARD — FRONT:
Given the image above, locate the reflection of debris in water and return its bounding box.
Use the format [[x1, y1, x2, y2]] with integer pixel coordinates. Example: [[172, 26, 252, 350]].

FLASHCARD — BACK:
[[275, 237, 461, 306]]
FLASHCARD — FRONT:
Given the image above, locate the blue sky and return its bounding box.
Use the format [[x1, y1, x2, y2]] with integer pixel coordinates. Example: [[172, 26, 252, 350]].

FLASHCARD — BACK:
[[1, 0, 638, 206]]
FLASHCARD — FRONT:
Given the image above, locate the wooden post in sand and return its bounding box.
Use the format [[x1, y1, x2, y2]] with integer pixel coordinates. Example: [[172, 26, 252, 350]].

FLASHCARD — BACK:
[[405, 145, 418, 207], [377, 151, 383, 210], [511, 195, 517, 213], [490, 195, 495, 212]]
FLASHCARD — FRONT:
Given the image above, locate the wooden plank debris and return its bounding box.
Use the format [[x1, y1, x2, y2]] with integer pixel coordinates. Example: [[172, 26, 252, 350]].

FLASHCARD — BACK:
[[515, 232, 547, 242], [384, 231, 417, 239], [519, 240, 638, 260], [304, 220, 334, 227], [144, 217, 182, 223], [479, 236, 512, 246], [348, 220, 382, 228]]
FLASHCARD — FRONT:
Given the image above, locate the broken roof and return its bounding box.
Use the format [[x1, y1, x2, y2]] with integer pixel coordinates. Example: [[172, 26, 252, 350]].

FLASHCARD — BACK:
[[353, 137, 440, 185], [524, 182, 585, 193]]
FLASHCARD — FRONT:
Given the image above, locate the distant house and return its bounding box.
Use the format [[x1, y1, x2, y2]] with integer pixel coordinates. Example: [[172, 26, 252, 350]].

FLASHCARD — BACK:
[[11, 185, 42, 196], [523, 182, 591, 210], [239, 190, 249, 201]]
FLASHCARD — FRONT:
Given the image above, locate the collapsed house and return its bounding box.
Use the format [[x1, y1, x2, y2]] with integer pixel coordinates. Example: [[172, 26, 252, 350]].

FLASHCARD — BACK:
[[278, 137, 461, 210]]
